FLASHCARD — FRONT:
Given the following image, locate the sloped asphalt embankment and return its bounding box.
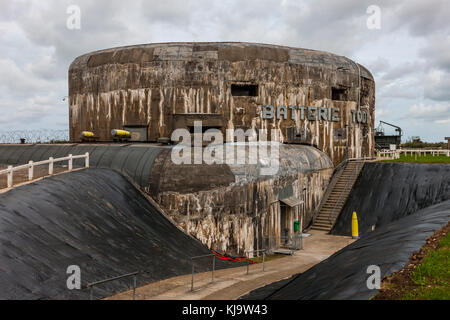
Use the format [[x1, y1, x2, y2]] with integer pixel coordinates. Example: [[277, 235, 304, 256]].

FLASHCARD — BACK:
[[242, 163, 450, 299], [0, 168, 233, 300]]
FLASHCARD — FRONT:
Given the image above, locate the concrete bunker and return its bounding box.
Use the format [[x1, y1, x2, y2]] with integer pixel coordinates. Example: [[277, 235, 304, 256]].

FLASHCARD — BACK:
[[69, 42, 375, 166], [1, 42, 377, 260]]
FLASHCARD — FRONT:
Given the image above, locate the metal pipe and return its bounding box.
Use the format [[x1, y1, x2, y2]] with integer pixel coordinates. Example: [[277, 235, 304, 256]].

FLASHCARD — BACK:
[[262, 251, 265, 272], [133, 275, 137, 300], [212, 255, 215, 283], [87, 271, 139, 288], [246, 252, 250, 275], [189, 253, 216, 291], [191, 263, 195, 292]]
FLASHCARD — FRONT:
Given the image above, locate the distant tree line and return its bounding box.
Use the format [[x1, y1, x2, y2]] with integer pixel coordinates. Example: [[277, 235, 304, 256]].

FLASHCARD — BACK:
[[401, 137, 448, 149]]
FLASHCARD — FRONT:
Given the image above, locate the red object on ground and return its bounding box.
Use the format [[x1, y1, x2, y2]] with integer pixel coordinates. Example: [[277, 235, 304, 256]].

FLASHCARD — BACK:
[[213, 252, 255, 264]]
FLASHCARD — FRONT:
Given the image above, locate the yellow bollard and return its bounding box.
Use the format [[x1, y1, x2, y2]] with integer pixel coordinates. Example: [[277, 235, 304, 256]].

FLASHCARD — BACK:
[[352, 212, 359, 239]]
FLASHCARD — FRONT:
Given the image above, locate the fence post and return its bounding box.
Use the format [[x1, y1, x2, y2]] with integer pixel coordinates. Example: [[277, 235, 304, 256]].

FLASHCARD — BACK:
[[262, 251, 265, 272], [68, 154, 73, 171], [90, 286, 94, 300], [28, 161, 34, 181], [49, 157, 54, 175], [85, 152, 90, 168], [212, 255, 215, 283], [7, 166, 13, 188], [246, 252, 250, 275], [191, 263, 195, 292], [132, 275, 137, 300]]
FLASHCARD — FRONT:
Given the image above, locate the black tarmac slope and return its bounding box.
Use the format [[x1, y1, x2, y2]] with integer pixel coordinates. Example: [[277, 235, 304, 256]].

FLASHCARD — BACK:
[[0, 169, 232, 300], [242, 200, 450, 300], [332, 162, 450, 236]]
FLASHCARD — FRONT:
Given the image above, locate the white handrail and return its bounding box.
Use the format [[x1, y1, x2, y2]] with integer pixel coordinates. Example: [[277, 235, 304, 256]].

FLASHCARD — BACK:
[[376, 148, 450, 159], [0, 153, 89, 188]]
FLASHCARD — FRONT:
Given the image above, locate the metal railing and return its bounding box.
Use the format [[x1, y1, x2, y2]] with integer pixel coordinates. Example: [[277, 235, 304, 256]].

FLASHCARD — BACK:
[[309, 158, 351, 229], [191, 254, 216, 292], [245, 249, 267, 274], [308, 157, 375, 230], [376, 150, 400, 159], [190, 249, 269, 291], [262, 234, 303, 252], [328, 161, 364, 225], [377, 149, 450, 158], [87, 271, 139, 300], [0, 153, 89, 188]]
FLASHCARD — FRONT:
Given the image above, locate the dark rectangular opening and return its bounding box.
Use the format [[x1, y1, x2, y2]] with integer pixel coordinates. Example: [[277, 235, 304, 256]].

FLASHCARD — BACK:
[[189, 126, 222, 134], [231, 84, 258, 97], [332, 88, 348, 101]]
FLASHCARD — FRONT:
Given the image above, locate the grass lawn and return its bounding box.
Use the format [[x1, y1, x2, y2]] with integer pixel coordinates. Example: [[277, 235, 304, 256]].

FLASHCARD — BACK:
[[401, 232, 450, 300], [380, 154, 450, 164]]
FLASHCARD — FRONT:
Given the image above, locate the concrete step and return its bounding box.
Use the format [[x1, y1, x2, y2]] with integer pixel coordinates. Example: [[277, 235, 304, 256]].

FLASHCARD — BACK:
[[327, 195, 349, 200], [329, 190, 351, 195], [311, 225, 331, 231], [321, 202, 341, 206], [273, 249, 294, 255], [326, 197, 345, 202], [313, 222, 334, 229], [315, 219, 333, 225], [327, 194, 349, 198], [320, 209, 342, 214], [315, 215, 332, 220], [322, 203, 345, 209], [320, 206, 344, 212], [320, 208, 342, 213], [329, 190, 352, 195], [321, 204, 343, 209]]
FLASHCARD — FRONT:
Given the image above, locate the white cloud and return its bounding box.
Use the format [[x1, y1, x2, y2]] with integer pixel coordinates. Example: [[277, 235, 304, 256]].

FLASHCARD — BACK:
[[407, 103, 450, 123], [0, 0, 449, 141], [424, 69, 450, 101]]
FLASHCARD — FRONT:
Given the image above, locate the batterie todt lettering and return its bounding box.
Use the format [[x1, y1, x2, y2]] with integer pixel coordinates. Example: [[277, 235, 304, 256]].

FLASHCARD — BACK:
[[182, 305, 216, 318], [262, 105, 368, 124]]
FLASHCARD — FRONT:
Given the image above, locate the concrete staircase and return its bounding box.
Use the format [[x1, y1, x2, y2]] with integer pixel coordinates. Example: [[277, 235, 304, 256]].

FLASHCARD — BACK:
[[311, 160, 365, 232]]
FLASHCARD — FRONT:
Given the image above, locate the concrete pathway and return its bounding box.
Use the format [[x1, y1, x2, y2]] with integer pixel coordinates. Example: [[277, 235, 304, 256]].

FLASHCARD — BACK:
[[106, 230, 355, 300]]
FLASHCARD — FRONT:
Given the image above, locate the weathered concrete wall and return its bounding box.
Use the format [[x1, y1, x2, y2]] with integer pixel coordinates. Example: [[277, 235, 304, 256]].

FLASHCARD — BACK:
[[0, 143, 333, 255], [69, 42, 375, 166], [148, 144, 333, 255]]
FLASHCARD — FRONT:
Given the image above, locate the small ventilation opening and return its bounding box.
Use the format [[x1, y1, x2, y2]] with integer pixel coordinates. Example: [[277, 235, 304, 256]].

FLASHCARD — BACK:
[[231, 84, 258, 97], [189, 126, 222, 134], [332, 88, 348, 101]]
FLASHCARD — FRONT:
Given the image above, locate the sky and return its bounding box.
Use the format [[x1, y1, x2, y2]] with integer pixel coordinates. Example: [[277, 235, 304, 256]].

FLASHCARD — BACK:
[[0, 0, 449, 142]]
